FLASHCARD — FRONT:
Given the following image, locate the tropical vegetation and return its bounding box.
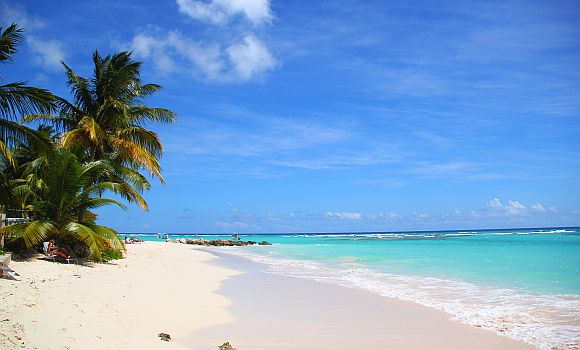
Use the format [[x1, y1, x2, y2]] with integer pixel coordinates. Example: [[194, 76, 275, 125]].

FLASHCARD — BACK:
[[0, 22, 174, 261], [0, 23, 54, 166]]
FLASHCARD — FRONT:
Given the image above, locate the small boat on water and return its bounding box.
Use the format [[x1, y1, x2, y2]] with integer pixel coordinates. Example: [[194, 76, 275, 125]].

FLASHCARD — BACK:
[[157, 233, 169, 239]]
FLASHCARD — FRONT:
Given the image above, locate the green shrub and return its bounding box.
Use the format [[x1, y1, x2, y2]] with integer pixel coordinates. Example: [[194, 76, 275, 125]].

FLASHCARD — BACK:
[[101, 248, 123, 262]]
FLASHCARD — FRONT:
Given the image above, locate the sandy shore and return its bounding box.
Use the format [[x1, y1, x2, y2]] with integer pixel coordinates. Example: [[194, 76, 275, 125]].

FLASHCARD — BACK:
[[1, 242, 535, 349], [194, 250, 535, 350], [0, 242, 239, 349]]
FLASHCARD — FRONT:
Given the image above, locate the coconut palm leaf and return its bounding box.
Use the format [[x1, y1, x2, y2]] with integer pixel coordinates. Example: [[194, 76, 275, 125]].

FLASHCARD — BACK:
[[1, 220, 56, 249], [28, 50, 175, 209], [0, 82, 54, 120], [1, 23, 56, 166], [2, 148, 128, 259], [0, 23, 22, 63]]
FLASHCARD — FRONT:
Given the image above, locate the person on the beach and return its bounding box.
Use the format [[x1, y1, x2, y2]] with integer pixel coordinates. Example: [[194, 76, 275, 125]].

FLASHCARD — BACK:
[[124, 237, 133, 244], [48, 240, 70, 259]]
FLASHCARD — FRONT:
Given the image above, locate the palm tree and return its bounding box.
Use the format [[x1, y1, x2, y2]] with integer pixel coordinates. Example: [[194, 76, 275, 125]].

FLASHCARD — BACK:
[[0, 23, 55, 166], [27, 51, 175, 191], [0, 148, 126, 260]]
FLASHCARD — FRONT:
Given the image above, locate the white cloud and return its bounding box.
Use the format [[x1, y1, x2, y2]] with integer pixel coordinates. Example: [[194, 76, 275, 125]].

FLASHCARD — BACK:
[[414, 212, 431, 220], [529, 203, 558, 213], [487, 198, 503, 209], [411, 161, 477, 175], [176, 0, 272, 25], [487, 198, 558, 217], [0, 1, 46, 30], [0, 1, 66, 71], [128, 0, 276, 83], [487, 198, 528, 217], [131, 33, 159, 59], [226, 35, 277, 81], [27, 36, 66, 70], [129, 31, 276, 82], [507, 200, 526, 214], [531, 203, 546, 212], [325, 212, 363, 220], [380, 212, 401, 221], [365, 212, 401, 221]]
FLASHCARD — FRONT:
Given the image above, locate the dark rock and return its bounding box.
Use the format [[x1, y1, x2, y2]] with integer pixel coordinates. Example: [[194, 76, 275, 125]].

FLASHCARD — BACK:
[[218, 342, 236, 350], [168, 238, 271, 247], [158, 333, 171, 341]]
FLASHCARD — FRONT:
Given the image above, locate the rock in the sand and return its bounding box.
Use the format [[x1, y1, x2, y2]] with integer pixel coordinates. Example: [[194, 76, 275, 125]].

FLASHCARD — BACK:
[[158, 333, 171, 341], [218, 342, 236, 350], [258, 241, 272, 245]]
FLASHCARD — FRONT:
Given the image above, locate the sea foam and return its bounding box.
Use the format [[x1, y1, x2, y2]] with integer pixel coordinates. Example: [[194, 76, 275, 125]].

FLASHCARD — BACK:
[[223, 248, 580, 350]]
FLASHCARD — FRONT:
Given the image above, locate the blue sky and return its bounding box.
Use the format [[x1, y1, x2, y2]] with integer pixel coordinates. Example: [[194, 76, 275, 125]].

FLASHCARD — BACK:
[[2, 0, 579, 233]]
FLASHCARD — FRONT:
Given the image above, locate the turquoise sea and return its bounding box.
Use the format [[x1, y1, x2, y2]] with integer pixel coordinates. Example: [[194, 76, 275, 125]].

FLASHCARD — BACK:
[[132, 227, 580, 349]]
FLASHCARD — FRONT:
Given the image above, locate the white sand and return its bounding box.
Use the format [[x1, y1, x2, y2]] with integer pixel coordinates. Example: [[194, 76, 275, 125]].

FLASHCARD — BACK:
[[196, 252, 536, 350], [0, 242, 239, 349], [1, 242, 536, 350]]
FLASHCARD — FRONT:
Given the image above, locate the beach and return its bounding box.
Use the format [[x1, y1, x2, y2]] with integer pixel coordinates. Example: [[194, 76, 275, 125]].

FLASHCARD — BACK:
[[1, 242, 536, 349], [1, 243, 238, 349]]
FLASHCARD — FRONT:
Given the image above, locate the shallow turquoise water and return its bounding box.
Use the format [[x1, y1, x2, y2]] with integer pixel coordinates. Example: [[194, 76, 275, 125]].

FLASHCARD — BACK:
[[131, 228, 580, 348], [134, 227, 580, 295]]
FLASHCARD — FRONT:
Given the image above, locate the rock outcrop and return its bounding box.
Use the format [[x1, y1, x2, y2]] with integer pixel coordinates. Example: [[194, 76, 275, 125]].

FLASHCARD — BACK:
[[218, 342, 236, 350], [168, 238, 272, 246]]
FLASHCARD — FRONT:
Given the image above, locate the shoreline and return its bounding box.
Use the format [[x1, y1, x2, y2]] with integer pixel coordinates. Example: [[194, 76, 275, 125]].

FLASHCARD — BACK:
[[1, 242, 536, 349], [194, 248, 535, 350]]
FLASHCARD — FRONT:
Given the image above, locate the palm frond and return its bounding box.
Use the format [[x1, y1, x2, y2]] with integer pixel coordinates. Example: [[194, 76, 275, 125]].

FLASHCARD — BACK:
[[78, 116, 105, 146], [130, 105, 176, 125], [62, 221, 105, 260], [0, 23, 23, 63], [0, 82, 55, 120], [114, 165, 150, 192], [76, 197, 128, 212], [62, 62, 94, 114], [1, 220, 57, 249], [85, 222, 124, 251], [116, 126, 163, 157], [111, 137, 164, 182], [0, 118, 53, 157], [60, 128, 90, 149], [0, 138, 14, 167]]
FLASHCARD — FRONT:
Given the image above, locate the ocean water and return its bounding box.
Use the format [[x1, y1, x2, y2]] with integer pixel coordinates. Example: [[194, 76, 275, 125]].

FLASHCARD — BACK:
[[134, 228, 580, 349]]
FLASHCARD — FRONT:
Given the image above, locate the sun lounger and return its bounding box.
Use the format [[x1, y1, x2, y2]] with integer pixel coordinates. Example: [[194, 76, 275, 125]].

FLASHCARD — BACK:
[[42, 242, 77, 264]]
